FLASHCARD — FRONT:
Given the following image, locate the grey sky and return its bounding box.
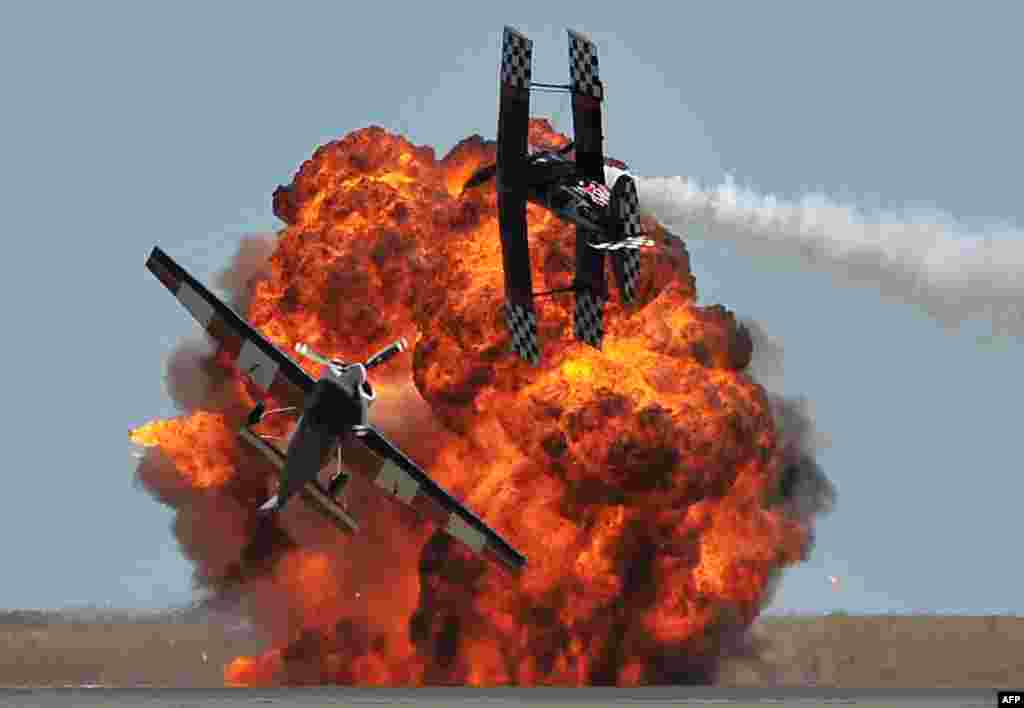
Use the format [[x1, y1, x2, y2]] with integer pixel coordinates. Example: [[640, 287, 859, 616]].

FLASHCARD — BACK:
[[2, 1, 1021, 615]]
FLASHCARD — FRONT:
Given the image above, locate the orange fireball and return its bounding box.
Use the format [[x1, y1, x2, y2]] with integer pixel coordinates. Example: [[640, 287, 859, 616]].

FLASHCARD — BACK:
[[131, 119, 826, 686]]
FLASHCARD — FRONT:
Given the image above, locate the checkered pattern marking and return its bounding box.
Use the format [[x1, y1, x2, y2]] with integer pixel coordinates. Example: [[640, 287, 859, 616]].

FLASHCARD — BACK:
[[617, 176, 642, 239], [505, 301, 540, 364], [615, 249, 641, 304], [568, 30, 603, 100], [446, 513, 487, 554], [501, 27, 532, 89], [573, 290, 606, 348]]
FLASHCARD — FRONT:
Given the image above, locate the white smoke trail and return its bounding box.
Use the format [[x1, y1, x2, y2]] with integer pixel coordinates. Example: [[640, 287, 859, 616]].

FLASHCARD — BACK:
[[622, 171, 1024, 337]]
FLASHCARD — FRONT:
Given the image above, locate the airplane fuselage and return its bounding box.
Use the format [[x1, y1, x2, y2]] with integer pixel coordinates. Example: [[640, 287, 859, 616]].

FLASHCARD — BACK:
[[309, 362, 374, 430], [277, 363, 375, 508], [521, 152, 615, 239]]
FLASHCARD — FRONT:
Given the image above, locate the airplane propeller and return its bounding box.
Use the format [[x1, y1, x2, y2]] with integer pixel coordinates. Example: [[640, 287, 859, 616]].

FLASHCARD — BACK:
[[294, 338, 408, 373]]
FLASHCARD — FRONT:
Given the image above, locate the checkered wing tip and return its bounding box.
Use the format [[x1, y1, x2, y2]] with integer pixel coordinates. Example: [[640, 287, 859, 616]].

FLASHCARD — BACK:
[[501, 26, 533, 90], [568, 29, 602, 100]]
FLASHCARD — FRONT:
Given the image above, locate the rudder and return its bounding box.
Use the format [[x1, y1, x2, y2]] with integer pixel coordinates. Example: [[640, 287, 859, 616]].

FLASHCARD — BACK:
[[573, 288, 606, 349], [610, 175, 643, 304], [504, 300, 540, 365]]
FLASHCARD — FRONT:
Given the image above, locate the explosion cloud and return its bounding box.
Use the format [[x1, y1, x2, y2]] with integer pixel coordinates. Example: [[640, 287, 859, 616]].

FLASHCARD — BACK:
[[130, 120, 833, 686]]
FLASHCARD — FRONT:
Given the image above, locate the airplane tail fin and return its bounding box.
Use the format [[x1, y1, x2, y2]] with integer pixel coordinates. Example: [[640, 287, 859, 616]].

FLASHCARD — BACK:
[[609, 174, 643, 304], [573, 288, 606, 349], [504, 301, 541, 365], [573, 217, 608, 350]]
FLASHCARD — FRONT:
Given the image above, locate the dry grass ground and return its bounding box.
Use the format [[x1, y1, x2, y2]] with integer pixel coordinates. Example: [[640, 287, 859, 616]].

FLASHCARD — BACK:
[[0, 610, 1020, 687], [718, 613, 1024, 688], [0, 610, 264, 687]]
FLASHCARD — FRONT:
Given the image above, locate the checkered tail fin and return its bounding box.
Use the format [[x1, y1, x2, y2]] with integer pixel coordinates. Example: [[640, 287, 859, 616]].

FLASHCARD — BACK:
[[573, 288, 606, 349], [610, 175, 643, 304], [504, 301, 540, 365]]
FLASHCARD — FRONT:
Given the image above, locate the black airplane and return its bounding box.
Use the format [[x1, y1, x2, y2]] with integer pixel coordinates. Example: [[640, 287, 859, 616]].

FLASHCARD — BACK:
[[145, 246, 526, 573], [463, 27, 654, 365]]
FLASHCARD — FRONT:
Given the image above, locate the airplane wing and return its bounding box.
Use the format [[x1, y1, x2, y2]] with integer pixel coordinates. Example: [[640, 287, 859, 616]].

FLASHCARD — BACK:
[[496, 26, 540, 365], [146, 246, 314, 409], [568, 28, 609, 348], [353, 425, 527, 573], [568, 29, 606, 183]]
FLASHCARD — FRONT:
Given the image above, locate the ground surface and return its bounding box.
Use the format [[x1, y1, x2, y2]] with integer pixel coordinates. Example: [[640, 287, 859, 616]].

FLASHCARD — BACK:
[[0, 609, 262, 687], [0, 611, 1020, 688], [716, 614, 1023, 688]]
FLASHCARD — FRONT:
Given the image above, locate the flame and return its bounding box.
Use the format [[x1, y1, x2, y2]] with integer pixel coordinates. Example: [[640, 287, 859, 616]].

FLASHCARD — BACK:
[[131, 118, 823, 686], [528, 120, 571, 152], [130, 412, 239, 489]]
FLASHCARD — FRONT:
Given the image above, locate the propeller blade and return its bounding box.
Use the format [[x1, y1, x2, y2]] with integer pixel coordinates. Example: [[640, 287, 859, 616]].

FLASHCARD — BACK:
[[295, 342, 333, 367], [365, 338, 408, 370]]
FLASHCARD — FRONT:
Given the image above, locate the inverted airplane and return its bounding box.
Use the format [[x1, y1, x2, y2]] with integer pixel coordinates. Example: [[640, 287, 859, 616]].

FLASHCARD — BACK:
[[463, 27, 655, 365], [145, 246, 526, 573]]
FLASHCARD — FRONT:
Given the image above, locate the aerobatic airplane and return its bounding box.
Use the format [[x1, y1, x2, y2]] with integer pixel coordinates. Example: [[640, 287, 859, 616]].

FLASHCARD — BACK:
[[145, 246, 526, 573], [463, 27, 654, 365]]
